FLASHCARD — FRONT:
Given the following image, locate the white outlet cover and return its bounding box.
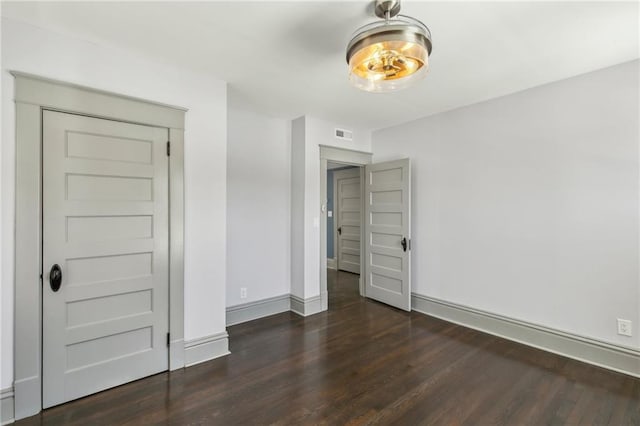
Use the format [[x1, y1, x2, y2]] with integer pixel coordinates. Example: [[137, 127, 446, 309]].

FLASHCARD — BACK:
[[617, 318, 632, 336]]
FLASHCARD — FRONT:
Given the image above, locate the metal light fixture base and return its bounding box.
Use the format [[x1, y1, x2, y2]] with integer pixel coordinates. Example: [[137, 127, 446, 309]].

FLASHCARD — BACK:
[[374, 0, 401, 19]]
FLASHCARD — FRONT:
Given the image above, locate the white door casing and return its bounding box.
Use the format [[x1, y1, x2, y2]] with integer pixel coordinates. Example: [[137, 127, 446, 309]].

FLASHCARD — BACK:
[[335, 168, 361, 274], [42, 111, 169, 407], [364, 159, 412, 311]]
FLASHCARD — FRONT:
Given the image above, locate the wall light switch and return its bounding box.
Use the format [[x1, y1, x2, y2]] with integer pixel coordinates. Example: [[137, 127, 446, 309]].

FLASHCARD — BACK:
[[328, 211, 333, 218]]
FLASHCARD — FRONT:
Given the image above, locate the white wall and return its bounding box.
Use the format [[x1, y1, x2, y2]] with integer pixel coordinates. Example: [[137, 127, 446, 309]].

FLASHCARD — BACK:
[[0, 16, 4, 394], [1, 18, 228, 390], [226, 96, 290, 307], [373, 60, 640, 349], [302, 116, 371, 298], [290, 117, 306, 299]]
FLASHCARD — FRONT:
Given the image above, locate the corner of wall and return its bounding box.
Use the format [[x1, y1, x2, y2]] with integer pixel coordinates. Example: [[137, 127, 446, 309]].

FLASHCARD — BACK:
[[290, 116, 306, 300]]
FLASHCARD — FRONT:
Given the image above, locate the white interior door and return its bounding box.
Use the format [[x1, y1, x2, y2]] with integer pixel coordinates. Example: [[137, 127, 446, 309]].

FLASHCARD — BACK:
[[336, 168, 361, 274], [42, 111, 169, 408], [364, 159, 411, 311]]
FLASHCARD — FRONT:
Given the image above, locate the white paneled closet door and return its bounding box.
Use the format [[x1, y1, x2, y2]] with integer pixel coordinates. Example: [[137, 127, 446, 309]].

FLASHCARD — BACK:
[[42, 111, 169, 407]]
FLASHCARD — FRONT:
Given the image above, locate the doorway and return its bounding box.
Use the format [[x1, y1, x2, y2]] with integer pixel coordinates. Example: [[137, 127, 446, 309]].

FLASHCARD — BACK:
[[319, 146, 371, 310], [319, 145, 413, 313]]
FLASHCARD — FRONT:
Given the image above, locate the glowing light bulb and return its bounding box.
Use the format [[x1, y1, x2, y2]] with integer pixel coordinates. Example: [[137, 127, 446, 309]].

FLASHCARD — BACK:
[[346, 14, 432, 93]]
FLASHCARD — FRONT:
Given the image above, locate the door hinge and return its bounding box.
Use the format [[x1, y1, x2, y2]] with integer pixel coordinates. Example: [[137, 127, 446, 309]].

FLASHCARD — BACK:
[[166, 141, 170, 156], [166, 332, 170, 347], [408, 239, 412, 250]]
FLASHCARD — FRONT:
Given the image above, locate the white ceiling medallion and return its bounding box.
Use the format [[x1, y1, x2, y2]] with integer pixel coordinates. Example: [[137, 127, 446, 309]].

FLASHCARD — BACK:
[[346, 0, 433, 93]]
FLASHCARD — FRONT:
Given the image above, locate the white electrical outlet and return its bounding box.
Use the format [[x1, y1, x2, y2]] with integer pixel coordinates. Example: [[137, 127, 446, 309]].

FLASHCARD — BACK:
[[240, 287, 247, 299], [617, 319, 632, 337]]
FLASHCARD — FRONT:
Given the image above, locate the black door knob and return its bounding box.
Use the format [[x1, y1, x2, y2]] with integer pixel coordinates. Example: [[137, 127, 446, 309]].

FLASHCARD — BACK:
[[338, 227, 342, 235], [401, 237, 407, 252], [50, 264, 62, 292]]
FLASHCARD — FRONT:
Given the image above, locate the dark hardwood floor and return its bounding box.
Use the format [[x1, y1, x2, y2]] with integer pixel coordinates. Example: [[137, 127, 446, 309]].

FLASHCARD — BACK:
[[18, 270, 640, 425]]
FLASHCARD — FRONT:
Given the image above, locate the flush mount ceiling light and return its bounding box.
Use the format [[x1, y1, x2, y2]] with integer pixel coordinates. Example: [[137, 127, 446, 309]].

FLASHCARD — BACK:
[[346, 0, 432, 93]]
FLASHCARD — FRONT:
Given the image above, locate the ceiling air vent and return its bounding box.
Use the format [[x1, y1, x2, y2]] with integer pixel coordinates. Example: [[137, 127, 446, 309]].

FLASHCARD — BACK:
[[335, 128, 353, 141]]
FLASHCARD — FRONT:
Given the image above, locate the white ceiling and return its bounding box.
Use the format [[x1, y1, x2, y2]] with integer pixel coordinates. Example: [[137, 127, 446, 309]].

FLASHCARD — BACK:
[[2, 1, 638, 129]]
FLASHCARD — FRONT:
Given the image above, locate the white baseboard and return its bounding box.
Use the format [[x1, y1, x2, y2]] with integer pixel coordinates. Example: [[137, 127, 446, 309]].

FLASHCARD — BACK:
[[412, 293, 640, 378], [290, 294, 323, 317], [184, 331, 230, 367], [169, 338, 185, 371], [13, 375, 39, 421], [226, 293, 326, 325], [226, 294, 291, 326], [1, 387, 14, 425], [327, 258, 337, 270]]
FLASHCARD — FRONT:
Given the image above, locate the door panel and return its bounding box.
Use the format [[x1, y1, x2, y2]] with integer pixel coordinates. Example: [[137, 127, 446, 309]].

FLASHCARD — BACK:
[[42, 111, 169, 408], [336, 168, 361, 274], [364, 159, 411, 311]]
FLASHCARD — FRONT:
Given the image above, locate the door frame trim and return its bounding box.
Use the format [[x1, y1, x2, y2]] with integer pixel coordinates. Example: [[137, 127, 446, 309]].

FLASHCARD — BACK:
[[12, 72, 187, 420], [319, 145, 372, 310]]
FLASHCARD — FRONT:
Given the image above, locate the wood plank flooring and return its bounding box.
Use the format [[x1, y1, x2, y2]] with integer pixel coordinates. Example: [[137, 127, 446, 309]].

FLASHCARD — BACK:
[[17, 270, 640, 425]]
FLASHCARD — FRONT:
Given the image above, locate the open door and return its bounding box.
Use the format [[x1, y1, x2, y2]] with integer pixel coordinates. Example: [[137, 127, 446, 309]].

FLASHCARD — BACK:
[[364, 159, 411, 311]]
